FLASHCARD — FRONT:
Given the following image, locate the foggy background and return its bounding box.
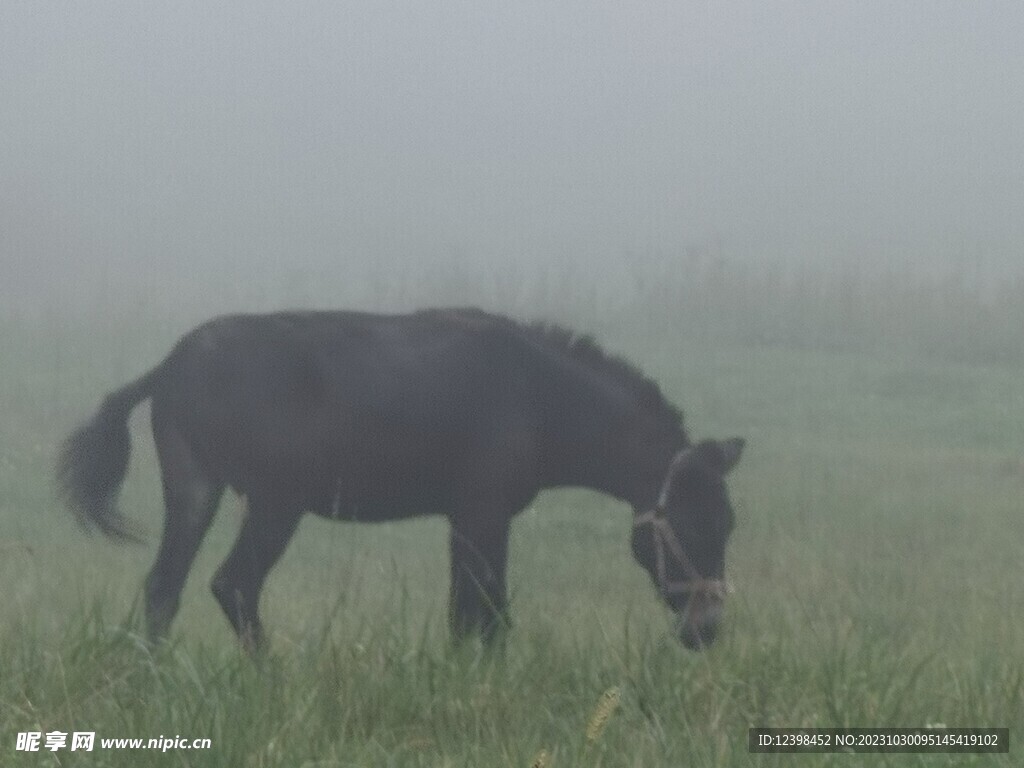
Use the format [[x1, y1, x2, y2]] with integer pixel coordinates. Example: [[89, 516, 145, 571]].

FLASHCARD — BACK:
[[2, 1, 1022, 348]]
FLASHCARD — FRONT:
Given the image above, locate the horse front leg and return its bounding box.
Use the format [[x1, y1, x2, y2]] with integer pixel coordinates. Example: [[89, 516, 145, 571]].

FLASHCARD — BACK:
[[447, 510, 511, 647]]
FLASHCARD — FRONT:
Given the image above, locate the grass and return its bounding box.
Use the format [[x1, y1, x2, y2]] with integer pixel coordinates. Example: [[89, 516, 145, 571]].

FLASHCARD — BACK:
[[1, 284, 1022, 766]]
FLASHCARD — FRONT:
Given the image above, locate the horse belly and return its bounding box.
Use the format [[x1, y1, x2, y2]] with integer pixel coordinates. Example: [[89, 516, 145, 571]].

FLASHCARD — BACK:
[[309, 479, 449, 522]]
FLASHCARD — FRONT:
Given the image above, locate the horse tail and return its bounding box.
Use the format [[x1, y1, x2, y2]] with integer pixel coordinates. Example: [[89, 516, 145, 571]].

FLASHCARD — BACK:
[[57, 363, 165, 544]]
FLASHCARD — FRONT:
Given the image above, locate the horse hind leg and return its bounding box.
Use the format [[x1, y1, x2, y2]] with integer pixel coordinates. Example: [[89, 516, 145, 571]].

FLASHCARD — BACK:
[[211, 493, 301, 654], [145, 418, 223, 643]]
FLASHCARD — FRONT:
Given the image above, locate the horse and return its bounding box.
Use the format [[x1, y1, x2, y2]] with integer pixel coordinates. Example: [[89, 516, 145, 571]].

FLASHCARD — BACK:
[[57, 308, 744, 652]]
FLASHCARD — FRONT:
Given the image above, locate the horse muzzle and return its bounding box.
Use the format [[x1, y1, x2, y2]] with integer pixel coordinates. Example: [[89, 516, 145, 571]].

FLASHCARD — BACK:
[[674, 594, 724, 650]]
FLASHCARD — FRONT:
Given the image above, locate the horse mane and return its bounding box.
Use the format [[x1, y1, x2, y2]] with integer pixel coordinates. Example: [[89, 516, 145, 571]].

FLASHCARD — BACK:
[[522, 320, 685, 431]]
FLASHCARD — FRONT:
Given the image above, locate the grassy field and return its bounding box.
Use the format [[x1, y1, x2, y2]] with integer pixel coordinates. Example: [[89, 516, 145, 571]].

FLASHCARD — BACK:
[[1, 296, 1022, 767]]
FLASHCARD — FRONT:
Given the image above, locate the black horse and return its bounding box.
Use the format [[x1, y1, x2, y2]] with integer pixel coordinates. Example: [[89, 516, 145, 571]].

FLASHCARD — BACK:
[[58, 308, 744, 652]]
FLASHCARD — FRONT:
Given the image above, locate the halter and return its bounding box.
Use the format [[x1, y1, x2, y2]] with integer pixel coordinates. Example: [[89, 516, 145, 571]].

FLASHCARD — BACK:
[[632, 450, 733, 600]]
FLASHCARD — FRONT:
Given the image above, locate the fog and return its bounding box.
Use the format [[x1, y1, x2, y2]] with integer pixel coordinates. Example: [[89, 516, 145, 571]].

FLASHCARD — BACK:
[[2, 1, 1022, 314]]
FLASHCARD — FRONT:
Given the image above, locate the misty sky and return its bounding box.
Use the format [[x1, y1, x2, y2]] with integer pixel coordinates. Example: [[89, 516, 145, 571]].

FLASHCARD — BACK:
[[2, 1, 1022, 304]]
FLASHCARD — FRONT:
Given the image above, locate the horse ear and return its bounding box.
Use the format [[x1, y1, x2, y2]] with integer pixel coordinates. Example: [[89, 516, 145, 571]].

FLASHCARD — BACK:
[[715, 437, 745, 474]]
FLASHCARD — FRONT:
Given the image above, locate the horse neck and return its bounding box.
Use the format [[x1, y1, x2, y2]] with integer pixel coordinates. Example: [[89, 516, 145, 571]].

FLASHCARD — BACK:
[[535, 372, 684, 507]]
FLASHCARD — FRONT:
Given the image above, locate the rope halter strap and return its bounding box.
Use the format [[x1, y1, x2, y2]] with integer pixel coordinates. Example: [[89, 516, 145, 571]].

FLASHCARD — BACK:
[[633, 450, 734, 600]]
